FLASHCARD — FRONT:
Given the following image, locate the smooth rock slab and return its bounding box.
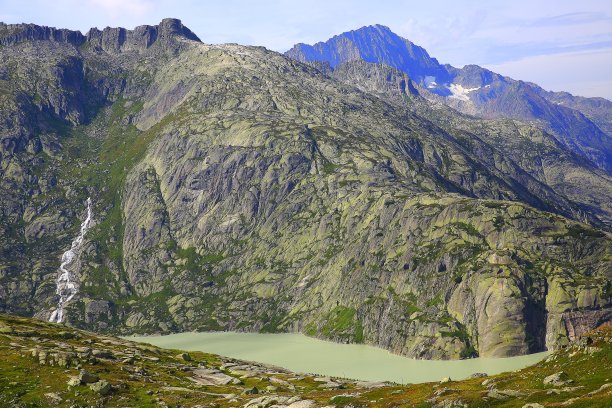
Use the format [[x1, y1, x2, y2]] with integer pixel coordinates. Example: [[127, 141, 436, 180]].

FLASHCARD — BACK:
[[191, 368, 240, 385], [543, 371, 572, 386]]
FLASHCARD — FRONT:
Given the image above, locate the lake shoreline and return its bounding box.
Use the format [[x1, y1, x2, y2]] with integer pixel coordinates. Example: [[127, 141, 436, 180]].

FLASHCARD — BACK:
[[126, 331, 549, 384]]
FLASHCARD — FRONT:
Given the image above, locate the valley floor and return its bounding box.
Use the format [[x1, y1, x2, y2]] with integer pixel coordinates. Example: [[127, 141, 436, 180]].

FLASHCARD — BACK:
[[0, 314, 610, 407]]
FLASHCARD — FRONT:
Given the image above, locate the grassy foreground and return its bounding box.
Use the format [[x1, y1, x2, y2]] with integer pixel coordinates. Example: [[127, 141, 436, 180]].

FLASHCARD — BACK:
[[0, 313, 610, 407]]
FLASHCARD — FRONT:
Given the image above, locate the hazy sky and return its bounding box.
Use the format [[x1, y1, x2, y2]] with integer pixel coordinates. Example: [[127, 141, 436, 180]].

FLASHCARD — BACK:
[[1, 0, 611, 99]]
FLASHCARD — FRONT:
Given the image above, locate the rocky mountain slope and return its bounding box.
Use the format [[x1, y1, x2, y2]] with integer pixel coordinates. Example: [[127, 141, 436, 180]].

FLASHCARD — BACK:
[[1, 313, 611, 407], [286, 25, 612, 173], [326, 60, 612, 225], [0, 19, 610, 360]]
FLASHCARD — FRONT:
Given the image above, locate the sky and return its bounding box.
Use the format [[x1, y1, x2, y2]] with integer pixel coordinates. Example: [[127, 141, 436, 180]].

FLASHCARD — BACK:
[[1, 0, 611, 99]]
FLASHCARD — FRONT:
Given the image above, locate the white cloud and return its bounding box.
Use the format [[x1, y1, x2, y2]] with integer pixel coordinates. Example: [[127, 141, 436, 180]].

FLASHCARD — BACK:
[[88, 0, 153, 18], [484, 48, 612, 100]]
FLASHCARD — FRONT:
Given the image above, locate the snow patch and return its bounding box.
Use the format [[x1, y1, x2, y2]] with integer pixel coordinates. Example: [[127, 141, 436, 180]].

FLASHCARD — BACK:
[[424, 76, 437, 89], [447, 83, 480, 101]]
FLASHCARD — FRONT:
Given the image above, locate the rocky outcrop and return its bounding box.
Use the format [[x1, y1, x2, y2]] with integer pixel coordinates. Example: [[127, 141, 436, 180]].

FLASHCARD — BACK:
[[0, 18, 200, 52], [85, 18, 200, 54], [0, 23, 85, 47], [0, 20, 610, 360]]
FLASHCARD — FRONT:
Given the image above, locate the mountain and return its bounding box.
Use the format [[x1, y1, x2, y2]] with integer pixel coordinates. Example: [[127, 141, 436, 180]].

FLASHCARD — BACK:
[[327, 60, 612, 225], [286, 25, 612, 173], [0, 19, 610, 361], [2, 313, 612, 407]]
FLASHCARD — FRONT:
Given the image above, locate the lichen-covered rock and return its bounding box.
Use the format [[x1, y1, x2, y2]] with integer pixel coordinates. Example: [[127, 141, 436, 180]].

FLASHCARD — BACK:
[[0, 19, 609, 361], [89, 380, 112, 396], [77, 369, 99, 384], [543, 371, 572, 386]]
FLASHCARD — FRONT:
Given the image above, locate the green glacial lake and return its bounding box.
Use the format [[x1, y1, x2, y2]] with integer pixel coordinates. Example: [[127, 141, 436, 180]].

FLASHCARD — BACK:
[[129, 332, 548, 384]]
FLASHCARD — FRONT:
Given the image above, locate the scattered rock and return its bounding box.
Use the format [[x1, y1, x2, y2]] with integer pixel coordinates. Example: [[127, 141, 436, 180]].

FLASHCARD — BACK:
[[488, 388, 524, 399], [67, 376, 81, 387], [92, 349, 115, 359], [176, 352, 192, 361], [561, 397, 579, 406], [355, 380, 388, 388], [543, 371, 572, 386], [242, 395, 289, 407], [191, 368, 240, 386], [440, 377, 451, 383], [287, 400, 315, 408], [44, 392, 62, 404], [243, 386, 259, 395], [78, 369, 99, 384], [587, 383, 612, 396], [481, 378, 494, 387], [487, 388, 508, 400], [318, 381, 342, 389], [89, 380, 112, 396], [469, 372, 488, 378]]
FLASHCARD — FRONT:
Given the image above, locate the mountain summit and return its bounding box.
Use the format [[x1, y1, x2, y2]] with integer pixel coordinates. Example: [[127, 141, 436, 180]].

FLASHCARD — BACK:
[[0, 18, 200, 52], [286, 25, 612, 172], [286, 24, 448, 82]]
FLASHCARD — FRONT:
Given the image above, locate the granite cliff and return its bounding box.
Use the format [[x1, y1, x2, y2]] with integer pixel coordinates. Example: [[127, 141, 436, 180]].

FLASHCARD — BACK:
[[0, 19, 610, 360]]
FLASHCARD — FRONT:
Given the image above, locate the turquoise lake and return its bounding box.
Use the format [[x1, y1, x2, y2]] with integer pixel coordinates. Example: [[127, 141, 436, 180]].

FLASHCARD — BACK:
[[129, 331, 549, 384]]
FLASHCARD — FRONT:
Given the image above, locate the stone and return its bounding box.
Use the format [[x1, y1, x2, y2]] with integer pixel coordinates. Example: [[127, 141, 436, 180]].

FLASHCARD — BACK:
[[89, 380, 112, 396], [92, 349, 115, 359], [243, 386, 259, 395], [543, 371, 572, 386], [67, 376, 81, 387], [191, 368, 240, 386], [481, 379, 494, 387], [44, 392, 62, 404], [177, 352, 192, 361], [487, 388, 508, 400], [243, 395, 289, 407], [287, 401, 315, 408], [440, 377, 451, 383], [586, 383, 612, 396], [522, 404, 544, 408], [469, 372, 487, 378], [78, 369, 99, 384]]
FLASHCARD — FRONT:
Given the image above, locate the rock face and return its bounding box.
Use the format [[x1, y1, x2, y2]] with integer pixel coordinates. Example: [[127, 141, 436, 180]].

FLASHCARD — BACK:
[[0, 18, 199, 52], [286, 25, 612, 173], [0, 19, 610, 360]]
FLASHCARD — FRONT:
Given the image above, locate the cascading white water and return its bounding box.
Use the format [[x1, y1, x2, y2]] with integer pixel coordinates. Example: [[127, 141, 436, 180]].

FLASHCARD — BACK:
[[49, 197, 93, 323]]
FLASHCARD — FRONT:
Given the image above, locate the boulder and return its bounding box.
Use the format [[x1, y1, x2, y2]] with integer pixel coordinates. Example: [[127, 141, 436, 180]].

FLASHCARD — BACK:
[[543, 371, 572, 386], [176, 352, 192, 361], [243, 386, 259, 395], [89, 380, 112, 396], [67, 376, 81, 387], [469, 372, 487, 378], [78, 369, 99, 384]]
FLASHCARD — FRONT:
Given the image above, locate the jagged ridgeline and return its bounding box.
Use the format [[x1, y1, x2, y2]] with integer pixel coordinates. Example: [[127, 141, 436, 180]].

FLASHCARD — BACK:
[[0, 19, 610, 359]]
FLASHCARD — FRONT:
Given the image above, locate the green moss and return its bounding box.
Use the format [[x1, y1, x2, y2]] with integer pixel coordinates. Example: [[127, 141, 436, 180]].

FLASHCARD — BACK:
[[426, 293, 443, 308], [566, 224, 605, 238], [317, 306, 364, 343]]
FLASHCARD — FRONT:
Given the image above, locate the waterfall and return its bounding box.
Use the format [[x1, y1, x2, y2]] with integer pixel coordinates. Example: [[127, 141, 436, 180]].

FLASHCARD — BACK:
[[49, 197, 93, 323]]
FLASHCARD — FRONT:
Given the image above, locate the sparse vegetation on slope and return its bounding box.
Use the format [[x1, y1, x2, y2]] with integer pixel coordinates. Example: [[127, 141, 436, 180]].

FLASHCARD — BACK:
[[1, 314, 611, 407]]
